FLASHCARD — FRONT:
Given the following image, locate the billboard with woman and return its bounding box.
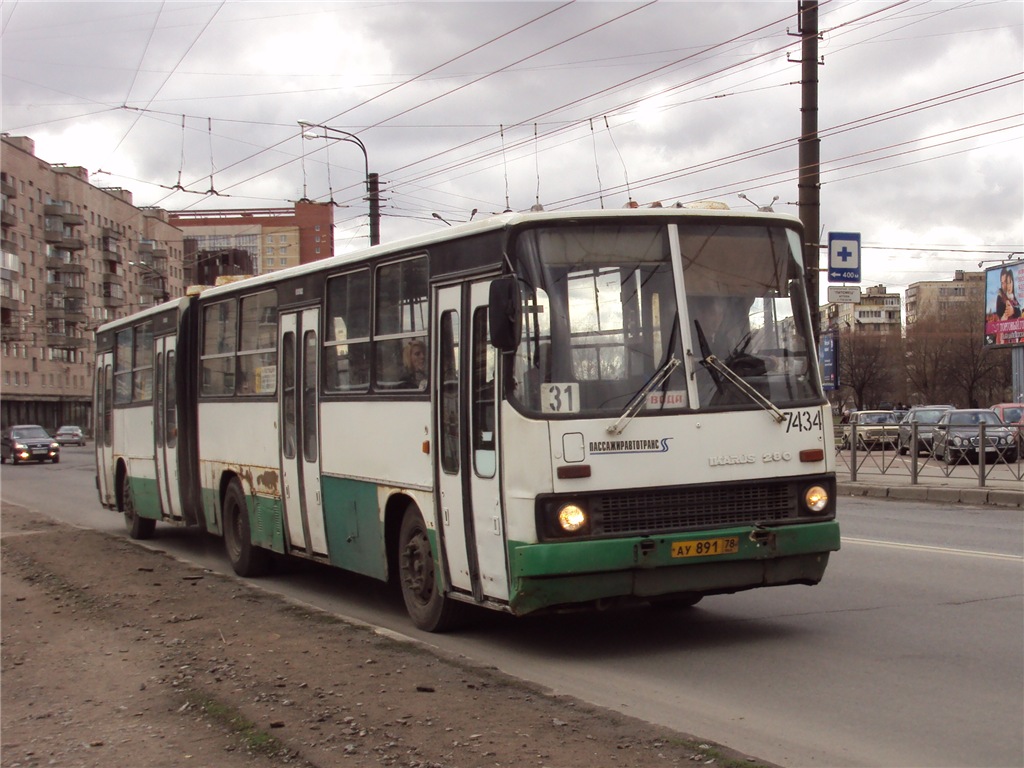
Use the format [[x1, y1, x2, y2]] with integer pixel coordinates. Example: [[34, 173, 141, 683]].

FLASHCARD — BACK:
[[984, 261, 1023, 348]]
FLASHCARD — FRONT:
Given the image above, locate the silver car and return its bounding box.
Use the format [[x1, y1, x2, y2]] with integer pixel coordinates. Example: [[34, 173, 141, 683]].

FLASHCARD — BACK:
[[897, 405, 954, 456]]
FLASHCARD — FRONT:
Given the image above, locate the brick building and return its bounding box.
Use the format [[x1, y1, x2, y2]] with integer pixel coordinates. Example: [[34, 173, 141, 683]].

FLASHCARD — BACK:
[[168, 203, 334, 278], [1, 134, 184, 432]]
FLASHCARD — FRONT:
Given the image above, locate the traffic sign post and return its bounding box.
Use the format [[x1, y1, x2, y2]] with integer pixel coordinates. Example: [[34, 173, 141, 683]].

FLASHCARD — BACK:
[[828, 232, 861, 283]]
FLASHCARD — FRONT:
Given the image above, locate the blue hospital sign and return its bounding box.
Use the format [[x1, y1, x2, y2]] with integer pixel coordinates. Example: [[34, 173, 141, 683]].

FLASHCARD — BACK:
[[828, 232, 861, 283]]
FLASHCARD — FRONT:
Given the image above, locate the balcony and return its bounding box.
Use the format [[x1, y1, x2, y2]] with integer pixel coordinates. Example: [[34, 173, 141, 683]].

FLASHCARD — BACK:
[[1, 294, 22, 312], [102, 294, 125, 309], [46, 281, 67, 295], [61, 236, 85, 251], [0, 177, 15, 198], [47, 333, 89, 349], [44, 203, 64, 216], [63, 212, 85, 226], [1, 210, 15, 228], [101, 272, 125, 286], [44, 226, 63, 244], [1, 238, 17, 256], [65, 286, 87, 299]]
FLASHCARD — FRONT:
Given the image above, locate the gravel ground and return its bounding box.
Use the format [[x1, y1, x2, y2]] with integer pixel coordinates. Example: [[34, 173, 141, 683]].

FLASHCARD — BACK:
[[1, 504, 774, 768]]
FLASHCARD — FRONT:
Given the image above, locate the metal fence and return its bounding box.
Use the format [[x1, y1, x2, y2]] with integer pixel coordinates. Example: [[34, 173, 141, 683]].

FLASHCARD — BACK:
[[834, 422, 1024, 486]]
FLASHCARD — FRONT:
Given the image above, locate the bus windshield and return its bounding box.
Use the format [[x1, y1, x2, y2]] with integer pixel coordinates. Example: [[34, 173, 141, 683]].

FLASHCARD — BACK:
[[509, 220, 821, 416]]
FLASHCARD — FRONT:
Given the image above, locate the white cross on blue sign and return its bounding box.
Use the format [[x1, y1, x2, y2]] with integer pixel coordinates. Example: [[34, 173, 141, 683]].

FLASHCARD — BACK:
[[828, 232, 861, 283]]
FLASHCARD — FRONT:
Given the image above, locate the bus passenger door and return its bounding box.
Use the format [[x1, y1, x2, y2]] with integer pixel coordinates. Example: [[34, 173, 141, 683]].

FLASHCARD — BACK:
[[154, 336, 183, 520], [95, 354, 115, 507], [279, 309, 328, 556], [468, 281, 508, 601], [434, 282, 509, 603]]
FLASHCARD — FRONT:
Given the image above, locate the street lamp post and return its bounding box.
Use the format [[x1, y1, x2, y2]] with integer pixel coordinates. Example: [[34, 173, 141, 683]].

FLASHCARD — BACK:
[[299, 121, 380, 246]]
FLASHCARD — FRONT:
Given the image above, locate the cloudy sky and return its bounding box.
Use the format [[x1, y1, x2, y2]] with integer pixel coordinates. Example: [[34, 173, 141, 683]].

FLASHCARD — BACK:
[[2, 1, 1021, 303]]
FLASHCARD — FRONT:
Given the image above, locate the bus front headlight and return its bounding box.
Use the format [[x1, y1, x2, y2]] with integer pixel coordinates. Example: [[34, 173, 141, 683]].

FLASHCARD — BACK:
[[804, 485, 829, 514], [557, 503, 588, 533]]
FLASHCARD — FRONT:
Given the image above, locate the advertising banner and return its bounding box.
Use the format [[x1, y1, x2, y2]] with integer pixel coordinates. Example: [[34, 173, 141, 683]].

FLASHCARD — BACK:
[[819, 330, 839, 390], [984, 260, 1024, 348]]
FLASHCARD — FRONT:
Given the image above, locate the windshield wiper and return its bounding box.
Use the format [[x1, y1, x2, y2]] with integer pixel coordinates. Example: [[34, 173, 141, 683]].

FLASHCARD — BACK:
[[606, 356, 681, 436], [702, 354, 785, 423]]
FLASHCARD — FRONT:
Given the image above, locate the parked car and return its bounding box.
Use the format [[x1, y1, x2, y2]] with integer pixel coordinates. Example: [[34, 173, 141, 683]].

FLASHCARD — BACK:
[[989, 403, 1023, 442], [54, 425, 86, 446], [0, 425, 61, 464], [932, 409, 1018, 465], [841, 409, 900, 450], [897, 405, 955, 456]]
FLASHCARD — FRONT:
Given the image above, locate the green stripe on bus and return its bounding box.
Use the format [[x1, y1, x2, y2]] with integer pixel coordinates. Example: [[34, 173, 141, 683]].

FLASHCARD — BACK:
[[510, 521, 840, 577]]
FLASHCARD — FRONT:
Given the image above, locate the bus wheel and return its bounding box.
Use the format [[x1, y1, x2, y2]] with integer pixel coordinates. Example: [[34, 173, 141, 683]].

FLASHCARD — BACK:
[[122, 473, 155, 540], [223, 480, 270, 577], [398, 508, 465, 632]]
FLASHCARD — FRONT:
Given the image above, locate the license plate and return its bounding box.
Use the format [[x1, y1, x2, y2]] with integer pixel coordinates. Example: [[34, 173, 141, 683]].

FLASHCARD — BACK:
[[671, 536, 740, 558]]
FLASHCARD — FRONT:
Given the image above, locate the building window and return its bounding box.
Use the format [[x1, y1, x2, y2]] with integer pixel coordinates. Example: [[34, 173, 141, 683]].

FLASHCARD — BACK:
[[279, 235, 286, 244]]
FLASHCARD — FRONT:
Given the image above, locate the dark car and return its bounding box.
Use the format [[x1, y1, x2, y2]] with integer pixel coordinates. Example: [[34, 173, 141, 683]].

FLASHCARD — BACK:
[[0, 425, 61, 464], [54, 425, 86, 446], [932, 409, 1018, 465], [897, 405, 954, 456]]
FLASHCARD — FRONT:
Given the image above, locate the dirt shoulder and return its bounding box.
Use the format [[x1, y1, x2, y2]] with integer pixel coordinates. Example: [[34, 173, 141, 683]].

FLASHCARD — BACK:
[[2, 504, 772, 768]]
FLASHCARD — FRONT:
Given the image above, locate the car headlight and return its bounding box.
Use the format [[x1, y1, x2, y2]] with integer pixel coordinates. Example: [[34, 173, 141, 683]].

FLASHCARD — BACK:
[[804, 485, 829, 514], [951, 436, 963, 446], [50, 442, 59, 450], [13, 442, 27, 451], [557, 503, 588, 533]]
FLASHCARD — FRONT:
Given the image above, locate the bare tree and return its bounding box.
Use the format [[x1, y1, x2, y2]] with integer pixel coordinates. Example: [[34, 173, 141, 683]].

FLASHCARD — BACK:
[[941, 303, 1011, 407], [839, 326, 899, 409], [904, 316, 956, 404]]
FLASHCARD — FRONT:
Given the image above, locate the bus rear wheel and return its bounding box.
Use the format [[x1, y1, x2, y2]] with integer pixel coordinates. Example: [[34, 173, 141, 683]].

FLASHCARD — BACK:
[[398, 508, 465, 632], [223, 479, 270, 577], [121, 472, 155, 540]]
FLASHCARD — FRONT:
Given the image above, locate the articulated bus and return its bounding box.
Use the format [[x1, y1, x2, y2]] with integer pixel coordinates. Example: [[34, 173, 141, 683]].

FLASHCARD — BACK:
[[95, 208, 840, 631]]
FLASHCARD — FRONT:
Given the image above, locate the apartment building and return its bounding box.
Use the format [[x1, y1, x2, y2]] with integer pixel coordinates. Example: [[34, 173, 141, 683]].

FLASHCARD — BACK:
[[820, 283, 902, 334], [905, 270, 985, 326], [1, 134, 185, 431], [168, 202, 334, 277]]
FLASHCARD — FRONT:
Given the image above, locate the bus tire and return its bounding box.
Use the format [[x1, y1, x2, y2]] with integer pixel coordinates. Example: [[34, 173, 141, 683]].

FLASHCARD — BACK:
[[122, 472, 155, 540], [398, 507, 465, 632], [223, 479, 270, 577]]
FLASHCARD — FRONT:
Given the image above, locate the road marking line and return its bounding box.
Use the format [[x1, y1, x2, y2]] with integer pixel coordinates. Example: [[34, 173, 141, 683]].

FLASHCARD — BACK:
[[843, 536, 1023, 561]]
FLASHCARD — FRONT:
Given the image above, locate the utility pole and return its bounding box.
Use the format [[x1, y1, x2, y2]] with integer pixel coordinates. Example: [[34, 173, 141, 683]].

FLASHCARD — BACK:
[[368, 172, 380, 247], [796, 1, 821, 342]]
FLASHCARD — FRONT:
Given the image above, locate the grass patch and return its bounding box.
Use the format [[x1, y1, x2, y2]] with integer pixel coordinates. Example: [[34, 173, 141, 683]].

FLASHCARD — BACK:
[[185, 692, 285, 757]]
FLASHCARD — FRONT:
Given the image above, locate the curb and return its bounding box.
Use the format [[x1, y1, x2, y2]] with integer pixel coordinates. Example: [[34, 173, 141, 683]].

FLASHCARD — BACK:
[[838, 482, 1024, 509]]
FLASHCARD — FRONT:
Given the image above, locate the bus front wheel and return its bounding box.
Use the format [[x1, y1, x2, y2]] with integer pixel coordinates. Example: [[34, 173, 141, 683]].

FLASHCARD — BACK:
[[223, 480, 270, 577], [398, 508, 465, 632], [122, 472, 155, 540]]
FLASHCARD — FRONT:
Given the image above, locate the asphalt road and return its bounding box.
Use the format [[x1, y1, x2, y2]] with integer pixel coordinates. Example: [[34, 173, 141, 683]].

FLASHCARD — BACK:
[[4, 446, 1022, 768]]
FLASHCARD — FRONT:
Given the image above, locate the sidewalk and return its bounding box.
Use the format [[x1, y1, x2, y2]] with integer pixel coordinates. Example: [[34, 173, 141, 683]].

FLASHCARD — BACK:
[[835, 458, 1024, 509]]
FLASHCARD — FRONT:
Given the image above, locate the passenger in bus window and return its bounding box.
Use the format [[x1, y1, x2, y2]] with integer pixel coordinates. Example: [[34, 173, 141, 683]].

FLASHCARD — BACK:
[[399, 339, 428, 390]]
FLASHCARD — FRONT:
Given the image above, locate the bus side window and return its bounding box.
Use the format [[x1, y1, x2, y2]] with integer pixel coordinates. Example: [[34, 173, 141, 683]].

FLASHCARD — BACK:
[[472, 307, 495, 478]]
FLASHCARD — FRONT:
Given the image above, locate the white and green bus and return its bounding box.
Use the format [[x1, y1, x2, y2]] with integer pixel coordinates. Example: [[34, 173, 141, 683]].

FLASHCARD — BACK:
[[95, 207, 840, 631]]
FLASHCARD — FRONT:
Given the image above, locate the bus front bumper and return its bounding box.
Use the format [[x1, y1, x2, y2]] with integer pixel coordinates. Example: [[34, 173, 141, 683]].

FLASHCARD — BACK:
[[507, 520, 840, 616]]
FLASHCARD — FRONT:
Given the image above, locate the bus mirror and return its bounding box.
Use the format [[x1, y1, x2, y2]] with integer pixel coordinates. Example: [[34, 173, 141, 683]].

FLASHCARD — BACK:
[[489, 278, 522, 352]]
